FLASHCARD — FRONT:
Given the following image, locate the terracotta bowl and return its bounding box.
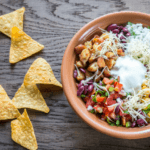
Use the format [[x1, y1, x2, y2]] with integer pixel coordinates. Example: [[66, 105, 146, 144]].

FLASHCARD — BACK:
[[61, 11, 150, 139]]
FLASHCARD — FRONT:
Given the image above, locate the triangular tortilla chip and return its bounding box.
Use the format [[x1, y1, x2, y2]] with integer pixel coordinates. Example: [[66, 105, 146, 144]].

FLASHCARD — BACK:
[[11, 109, 38, 150], [9, 26, 44, 64], [24, 58, 62, 90], [0, 85, 20, 120], [0, 7, 25, 38], [12, 84, 49, 113]]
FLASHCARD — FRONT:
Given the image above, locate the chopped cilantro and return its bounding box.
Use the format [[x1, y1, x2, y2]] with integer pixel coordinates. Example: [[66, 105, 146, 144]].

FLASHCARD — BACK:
[[97, 90, 104, 95], [126, 92, 131, 97], [126, 121, 131, 128], [110, 123, 115, 126], [128, 22, 132, 26], [105, 92, 109, 97], [147, 104, 150, 109], [109, 87, 114, 92], [80, 94, 86, 98], [92, 96, 97, 102], [148, 26, 150, 29], [116, 120, 120, 126], [123, 110, 129, 114], [118, 125, 122, 127], [107, 119, 110, 123], [90, 109, 95, 113], [143, 110, 150, 114]]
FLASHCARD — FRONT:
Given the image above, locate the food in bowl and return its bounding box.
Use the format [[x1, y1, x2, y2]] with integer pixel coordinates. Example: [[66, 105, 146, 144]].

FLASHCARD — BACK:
[[73, 22, 150, 128]]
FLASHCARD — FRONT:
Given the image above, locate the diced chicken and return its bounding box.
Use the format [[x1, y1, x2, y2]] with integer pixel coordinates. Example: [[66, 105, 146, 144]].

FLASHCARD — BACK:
[[103, 69, 111, 77], [74, 44, 86, 54], [76, 70, 85, 81], [97, 57, 106, 68], [95, 70, 104, 82], [93, 43, 102, 51], [79, 49, 90, 66], [76, 60, 85, 68], [89, 55, 96, 63], [100, 33, 109, 40], [117, 49, 125, 56], [85, 70, 94, 78], [93, 37, 104, 44], [105, 58, 116, 69], [87, 62, 98, 72], [84, 41, 92, 49], [105, 52, 115, 58]]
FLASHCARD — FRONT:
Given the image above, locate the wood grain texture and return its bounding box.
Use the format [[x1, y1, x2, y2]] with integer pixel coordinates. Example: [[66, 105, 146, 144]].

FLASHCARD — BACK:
[[0, 0, 150, 149]]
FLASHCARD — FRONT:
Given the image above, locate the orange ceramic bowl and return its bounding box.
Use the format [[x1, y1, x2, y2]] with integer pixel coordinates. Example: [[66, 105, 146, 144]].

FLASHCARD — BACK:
[[61, 11, 150, 139]]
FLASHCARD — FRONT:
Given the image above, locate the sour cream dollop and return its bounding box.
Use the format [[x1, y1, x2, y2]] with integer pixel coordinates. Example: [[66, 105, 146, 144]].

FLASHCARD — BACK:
[[110, 56, 146, 93]]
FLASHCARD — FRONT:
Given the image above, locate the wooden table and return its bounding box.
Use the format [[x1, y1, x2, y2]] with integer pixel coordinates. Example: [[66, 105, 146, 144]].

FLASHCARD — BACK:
[[0, 0, 150, 149]]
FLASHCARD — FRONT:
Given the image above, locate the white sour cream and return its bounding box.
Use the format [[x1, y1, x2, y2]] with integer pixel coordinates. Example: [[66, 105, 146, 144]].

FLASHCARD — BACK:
[[110, 56, 146, 93]]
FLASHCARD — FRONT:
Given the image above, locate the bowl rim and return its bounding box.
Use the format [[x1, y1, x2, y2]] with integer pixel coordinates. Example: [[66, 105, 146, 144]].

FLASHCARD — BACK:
[[61, 11, 150, 139]]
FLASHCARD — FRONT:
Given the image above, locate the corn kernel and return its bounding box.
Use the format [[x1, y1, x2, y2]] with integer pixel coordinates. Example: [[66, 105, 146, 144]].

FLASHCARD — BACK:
[[148, 112, 150, 117]]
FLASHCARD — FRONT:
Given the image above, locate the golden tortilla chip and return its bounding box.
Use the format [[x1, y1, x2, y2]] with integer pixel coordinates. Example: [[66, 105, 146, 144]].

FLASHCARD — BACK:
[[12, 83, 49, 113], [0, 85, 20, 120], [0, 7, 25, 38], [11, 109, 38, 150], [24, 58, 62, 90], [9, 26, 44, 64]]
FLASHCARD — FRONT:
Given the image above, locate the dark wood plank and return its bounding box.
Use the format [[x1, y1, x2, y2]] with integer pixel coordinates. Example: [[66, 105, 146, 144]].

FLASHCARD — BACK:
[[0, 0, 150, 149]]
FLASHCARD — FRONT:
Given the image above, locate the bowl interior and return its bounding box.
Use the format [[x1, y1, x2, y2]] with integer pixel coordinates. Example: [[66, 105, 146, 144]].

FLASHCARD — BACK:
[[61, 11, 150, 139]]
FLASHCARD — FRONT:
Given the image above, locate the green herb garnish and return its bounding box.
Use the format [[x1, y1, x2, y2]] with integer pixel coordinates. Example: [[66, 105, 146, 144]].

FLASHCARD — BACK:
[[92, 96, 97, 102], [80, 94, 86, 98], [116, 120, 120, 126], [90, 109, 95, 113], [109, 87, 114, 92], [123, 110, 129, 114], [105, 92, 109, 97], [148, 26, 150, 29], [110, 123, 115, 126], [128, 22, 132, 26], [126, 121, 131, 128]]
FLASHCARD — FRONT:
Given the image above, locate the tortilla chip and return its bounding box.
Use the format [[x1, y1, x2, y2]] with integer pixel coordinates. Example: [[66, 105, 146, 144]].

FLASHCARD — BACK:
[[11, 109, 38, 150], [24, 58, 62, 90], [9, 26, 44, 64], [0, 85, 20, 120], [12, 83, 49, 113], [0, 7, 25, 38]]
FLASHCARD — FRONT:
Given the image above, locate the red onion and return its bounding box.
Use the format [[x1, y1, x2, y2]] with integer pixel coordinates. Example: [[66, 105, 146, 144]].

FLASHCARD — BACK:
[[107, 24, 118, 32], [77, 86, 84, 96], [115, 105, 120, 115], [79, 68, 86, 74], [74, 70, 78, 78], [88, 84, 94, 93]]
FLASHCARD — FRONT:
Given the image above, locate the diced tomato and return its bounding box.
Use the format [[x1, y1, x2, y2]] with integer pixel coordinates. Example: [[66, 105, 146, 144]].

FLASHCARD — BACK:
[[114, 81, 118, 87], [93, 104, 103, 113], [107, 106, 115, 112], [103, 107, 110, 116], [106, 84, 111, 90], [125, 115, 132, 121], [103, 77, 114, 85], [119, 110, 126, 116], [96, 95, 106, 102], [114, 82, 123, 92], [105, 97, 116, 106], [85, 97, 95, 108]]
